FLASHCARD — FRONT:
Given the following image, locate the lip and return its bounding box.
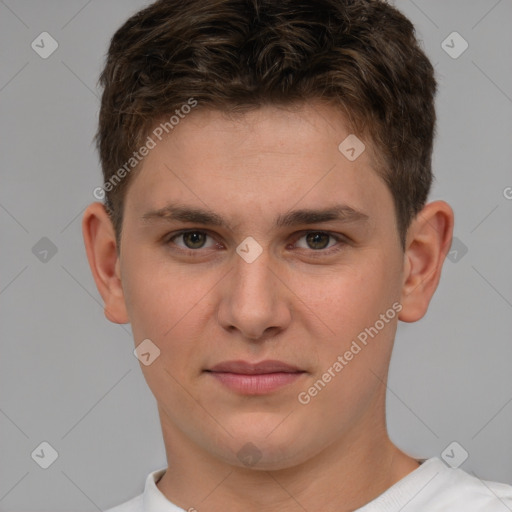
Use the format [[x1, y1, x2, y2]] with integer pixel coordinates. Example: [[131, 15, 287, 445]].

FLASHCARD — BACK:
[[208, 359, 303, 374], [205, 360, 306, 395]]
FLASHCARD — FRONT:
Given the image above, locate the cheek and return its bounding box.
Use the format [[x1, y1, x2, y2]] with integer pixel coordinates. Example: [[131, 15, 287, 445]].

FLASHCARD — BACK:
[[297, 257, 399, 332], [121, 253, 190, 342], [121, 253, 216, 370], [290, 254, 401, 393], [124, 266, 207, 403]]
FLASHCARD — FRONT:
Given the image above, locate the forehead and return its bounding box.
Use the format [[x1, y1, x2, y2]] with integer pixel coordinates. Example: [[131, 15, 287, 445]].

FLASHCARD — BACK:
[[124, 102, 392, 231], [148, 102, 381, 171]]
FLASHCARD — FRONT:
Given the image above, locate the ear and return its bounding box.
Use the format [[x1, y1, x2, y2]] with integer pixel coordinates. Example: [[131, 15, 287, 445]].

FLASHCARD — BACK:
[[82, 202, 129, 324], [399, 200, 454, 322]]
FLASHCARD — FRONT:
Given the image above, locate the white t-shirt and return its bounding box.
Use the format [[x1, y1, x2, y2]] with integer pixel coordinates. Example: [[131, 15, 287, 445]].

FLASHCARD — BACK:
[[105, 457, 512, 512]]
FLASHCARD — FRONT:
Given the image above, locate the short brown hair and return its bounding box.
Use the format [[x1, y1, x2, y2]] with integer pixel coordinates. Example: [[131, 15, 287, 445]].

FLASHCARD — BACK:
[[95, 0, 436, 250]]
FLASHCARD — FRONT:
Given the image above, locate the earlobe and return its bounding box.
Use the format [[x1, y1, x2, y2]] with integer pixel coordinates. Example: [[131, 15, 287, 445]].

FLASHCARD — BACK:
[[398, 201, 454, 323], [82, 202, 129, 324]]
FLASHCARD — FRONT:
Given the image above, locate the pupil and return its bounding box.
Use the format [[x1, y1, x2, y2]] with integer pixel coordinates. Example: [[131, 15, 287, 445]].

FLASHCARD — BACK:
[[185, 232, 205, 249], [307, 232, 329, 250]]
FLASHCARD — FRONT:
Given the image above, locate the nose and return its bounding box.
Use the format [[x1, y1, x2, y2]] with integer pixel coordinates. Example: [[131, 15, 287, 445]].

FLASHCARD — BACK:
[[216, 248, 292, 342]]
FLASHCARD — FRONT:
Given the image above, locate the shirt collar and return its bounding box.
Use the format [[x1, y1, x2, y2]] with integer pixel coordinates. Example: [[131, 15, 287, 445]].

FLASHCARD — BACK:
[[143, 468, 186, 511], [142, 458, 441, 511]]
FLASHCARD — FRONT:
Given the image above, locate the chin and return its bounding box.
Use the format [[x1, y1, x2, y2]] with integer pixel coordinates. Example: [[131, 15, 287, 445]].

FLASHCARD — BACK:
[[220, 444, 310, 471], [211, 423, 317, 471]]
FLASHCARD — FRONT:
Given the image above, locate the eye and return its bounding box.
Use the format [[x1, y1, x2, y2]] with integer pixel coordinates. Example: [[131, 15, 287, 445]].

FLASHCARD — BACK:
[[164, 229, 346, 257], [169, 230, 217, 250], [294, 231, 343, 251]]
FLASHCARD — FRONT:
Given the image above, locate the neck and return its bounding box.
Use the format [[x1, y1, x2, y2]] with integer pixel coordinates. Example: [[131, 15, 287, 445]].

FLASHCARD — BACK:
[[156, 406, 419, 512]]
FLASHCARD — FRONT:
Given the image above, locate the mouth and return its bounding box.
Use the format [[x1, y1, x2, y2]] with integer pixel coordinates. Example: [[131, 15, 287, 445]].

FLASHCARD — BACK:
[[204, 360, 306, 395]]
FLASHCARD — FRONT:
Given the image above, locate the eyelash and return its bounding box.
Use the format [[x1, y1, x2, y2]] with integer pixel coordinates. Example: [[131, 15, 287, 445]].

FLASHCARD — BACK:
[[164, 229, 347, 257]]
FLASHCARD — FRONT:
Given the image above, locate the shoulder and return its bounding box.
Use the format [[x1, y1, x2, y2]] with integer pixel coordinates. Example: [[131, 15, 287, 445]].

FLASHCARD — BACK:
[[103, 493, 143, 512], [359, 457, 512, 512], [103, 467, 169, 512], [432, 462, 512, 511]]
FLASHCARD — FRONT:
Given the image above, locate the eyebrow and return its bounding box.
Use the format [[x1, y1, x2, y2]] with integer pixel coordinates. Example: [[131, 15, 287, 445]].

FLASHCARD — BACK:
[[141, 203, 369, 230]]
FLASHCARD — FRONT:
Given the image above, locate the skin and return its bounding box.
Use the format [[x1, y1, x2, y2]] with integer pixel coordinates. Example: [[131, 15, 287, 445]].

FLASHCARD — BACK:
[[83, 102, 453, 512]]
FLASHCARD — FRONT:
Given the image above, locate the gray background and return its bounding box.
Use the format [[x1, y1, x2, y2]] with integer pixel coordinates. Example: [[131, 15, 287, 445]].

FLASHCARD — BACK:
[[1, 0, 511, 510]]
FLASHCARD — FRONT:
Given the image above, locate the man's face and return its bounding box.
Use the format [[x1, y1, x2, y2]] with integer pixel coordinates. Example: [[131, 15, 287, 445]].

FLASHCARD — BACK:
[[118, 102, 406, 469]]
